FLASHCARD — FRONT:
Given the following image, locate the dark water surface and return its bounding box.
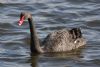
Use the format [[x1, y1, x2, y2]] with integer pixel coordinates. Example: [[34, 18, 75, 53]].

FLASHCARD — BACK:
[[0, 0, 100, 67]]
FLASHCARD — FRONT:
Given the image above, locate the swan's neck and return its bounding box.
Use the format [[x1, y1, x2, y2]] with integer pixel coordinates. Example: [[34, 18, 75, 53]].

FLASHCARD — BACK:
[[28, 18, 43, 53]]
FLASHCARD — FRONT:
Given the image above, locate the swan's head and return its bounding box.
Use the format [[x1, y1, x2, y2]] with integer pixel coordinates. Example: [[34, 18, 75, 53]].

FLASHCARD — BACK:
[[18, 12, 32, 26]]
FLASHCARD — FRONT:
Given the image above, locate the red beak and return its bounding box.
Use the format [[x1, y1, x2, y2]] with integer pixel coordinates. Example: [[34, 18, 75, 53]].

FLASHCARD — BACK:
[[18, 16, 25, 26]]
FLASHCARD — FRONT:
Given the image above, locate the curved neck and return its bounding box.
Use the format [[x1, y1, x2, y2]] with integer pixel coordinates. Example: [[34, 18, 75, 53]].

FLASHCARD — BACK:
[[28, 18, 43, 53]]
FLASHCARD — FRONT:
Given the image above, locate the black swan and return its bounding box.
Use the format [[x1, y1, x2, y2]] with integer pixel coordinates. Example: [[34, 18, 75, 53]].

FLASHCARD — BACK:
[[18, 12, 86, 53]]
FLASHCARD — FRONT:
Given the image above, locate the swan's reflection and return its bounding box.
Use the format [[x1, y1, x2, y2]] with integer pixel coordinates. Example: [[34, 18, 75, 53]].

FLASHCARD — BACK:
[[30, 46, 85, 67]]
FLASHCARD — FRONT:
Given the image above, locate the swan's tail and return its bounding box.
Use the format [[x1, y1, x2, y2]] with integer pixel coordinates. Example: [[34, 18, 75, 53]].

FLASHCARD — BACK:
[[70, 28, 82, 39]]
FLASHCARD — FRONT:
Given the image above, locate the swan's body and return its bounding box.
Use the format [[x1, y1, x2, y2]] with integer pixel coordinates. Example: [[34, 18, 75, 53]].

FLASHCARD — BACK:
[[43, 29, 85, 52], [18, 12, 86, 53]]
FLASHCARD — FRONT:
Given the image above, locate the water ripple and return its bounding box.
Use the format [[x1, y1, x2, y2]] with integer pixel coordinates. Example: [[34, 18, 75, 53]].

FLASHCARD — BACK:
[[0, 0, 100, 67]]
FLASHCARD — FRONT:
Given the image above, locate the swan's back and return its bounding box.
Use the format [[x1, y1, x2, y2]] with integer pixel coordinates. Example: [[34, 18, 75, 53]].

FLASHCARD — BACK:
[[42, 28, 86, 52]]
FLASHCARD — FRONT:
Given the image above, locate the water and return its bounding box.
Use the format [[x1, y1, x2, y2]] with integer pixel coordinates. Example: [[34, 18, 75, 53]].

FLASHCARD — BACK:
[[0, 0, 100, 67]]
